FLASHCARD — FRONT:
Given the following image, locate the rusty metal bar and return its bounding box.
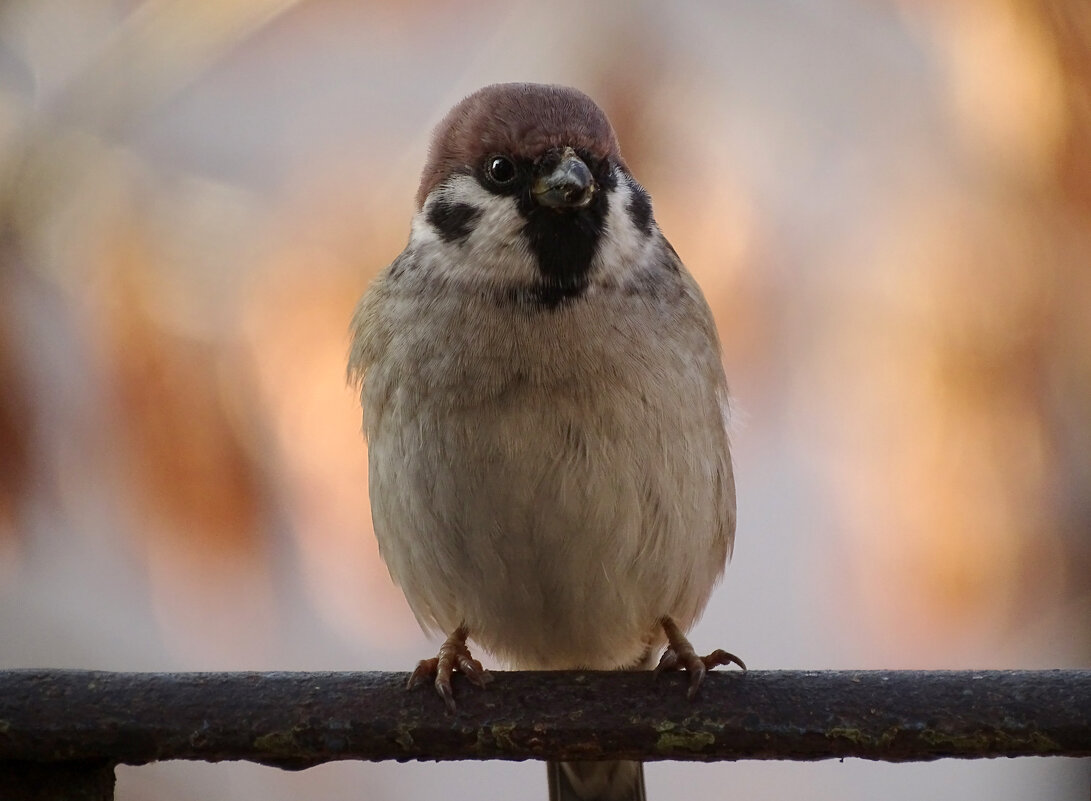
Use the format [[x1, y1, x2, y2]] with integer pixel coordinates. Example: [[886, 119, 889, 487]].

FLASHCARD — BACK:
[[0, 669, 1088, 774]]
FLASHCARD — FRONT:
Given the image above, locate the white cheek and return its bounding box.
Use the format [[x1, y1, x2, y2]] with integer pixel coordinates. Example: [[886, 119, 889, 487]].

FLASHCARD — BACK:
[[408, 213, 439, 249], [412, 174, 539, 285], [594, 170, 656, 282]]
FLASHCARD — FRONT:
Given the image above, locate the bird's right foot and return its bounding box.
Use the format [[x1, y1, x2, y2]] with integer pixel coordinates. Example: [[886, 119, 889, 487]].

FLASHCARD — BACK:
[[406, 624, 493, 713]]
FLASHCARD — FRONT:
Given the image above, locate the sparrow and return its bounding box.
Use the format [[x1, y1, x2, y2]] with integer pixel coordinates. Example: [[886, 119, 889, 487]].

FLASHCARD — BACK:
[[349, 83, 743, 801]]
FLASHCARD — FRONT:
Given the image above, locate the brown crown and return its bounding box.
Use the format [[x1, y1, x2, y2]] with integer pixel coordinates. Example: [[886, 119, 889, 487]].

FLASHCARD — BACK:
[[415, 83, 623, 208]]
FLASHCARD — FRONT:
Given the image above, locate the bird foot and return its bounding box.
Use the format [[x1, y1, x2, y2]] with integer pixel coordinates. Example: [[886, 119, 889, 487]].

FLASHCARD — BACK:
[[406, 625, 493, 713], [654, 616, 746, 700]]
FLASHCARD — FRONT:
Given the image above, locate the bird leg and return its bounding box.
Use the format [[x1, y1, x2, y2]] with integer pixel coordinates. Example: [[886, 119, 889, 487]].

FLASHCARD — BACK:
[[654, 615, 746, 700], [407, 624, 493, 713]]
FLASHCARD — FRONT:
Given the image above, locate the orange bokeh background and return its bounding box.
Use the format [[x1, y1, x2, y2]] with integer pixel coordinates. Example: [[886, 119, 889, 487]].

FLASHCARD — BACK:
[[0, 1, 1087, 798]]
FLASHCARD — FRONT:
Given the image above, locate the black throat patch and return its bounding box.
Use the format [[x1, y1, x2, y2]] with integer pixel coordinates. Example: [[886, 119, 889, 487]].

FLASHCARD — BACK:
[[502, 280, 590, 311], [516, 168, 615, 301]]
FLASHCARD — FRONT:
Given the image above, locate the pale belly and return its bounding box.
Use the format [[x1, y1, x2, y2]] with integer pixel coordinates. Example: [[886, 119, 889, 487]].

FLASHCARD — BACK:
[[367, 383, 726, 670]]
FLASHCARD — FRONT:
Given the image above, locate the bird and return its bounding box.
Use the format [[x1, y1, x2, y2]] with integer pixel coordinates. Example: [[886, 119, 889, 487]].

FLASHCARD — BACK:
[[349, 82, 742, 801]]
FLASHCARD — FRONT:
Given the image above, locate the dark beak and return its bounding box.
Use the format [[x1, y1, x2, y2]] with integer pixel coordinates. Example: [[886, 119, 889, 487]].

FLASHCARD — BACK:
[[532, 147, 595, 209]]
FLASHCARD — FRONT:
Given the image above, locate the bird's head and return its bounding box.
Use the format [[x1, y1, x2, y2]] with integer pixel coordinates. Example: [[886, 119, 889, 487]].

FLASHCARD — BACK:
[[409, 83, 657, 304]]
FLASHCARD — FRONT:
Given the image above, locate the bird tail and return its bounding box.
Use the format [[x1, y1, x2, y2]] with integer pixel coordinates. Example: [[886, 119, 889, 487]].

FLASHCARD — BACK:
[[547, 760, 646, 801], [544, 645, 657, 800]]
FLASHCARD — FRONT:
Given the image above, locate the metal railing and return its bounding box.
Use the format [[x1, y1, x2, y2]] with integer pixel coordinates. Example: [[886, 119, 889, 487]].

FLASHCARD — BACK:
[[1, 669, 1089, 799]]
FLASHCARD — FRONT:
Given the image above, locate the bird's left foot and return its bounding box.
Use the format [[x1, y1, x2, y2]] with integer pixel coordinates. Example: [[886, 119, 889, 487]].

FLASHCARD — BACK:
[[654, 616, 746, 700]]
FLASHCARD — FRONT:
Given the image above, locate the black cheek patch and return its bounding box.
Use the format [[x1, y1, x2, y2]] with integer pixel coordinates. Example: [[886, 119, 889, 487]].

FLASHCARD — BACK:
[[426, 201, 483, 244], [626, 177, 653, 237]]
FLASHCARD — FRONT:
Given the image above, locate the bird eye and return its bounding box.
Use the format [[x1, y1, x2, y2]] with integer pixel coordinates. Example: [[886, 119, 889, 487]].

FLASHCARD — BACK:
[[484, 155, 517, 186]]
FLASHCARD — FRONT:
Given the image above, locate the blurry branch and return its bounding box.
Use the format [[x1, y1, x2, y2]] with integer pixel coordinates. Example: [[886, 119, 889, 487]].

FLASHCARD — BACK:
[[0, 669, 1088, 772]]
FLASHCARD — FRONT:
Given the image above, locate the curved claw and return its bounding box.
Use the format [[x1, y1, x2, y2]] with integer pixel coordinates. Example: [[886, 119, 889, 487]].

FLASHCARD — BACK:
[[406, 657, 439, 691], [705, 648, 747, 672], [456, 653, 494, 688], [684, 659, 708, 701], [436, 674, 457, 714]]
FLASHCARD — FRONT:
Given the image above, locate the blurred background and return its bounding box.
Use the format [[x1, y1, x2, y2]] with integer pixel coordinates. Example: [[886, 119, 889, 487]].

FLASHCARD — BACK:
[[0, 0, 1088, 798]]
